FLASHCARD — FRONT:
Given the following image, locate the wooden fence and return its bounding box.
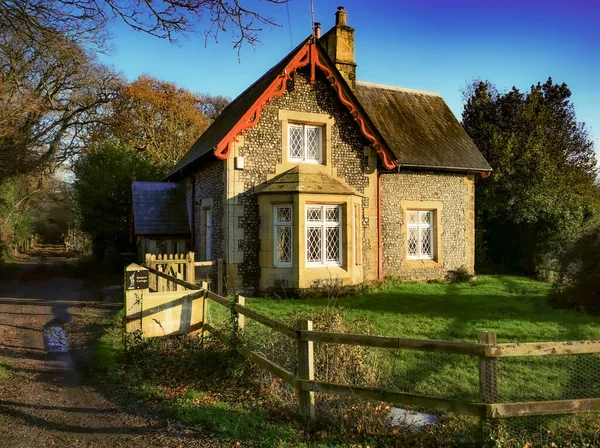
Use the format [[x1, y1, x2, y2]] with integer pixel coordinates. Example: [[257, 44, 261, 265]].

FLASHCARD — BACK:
[[123, 263, 600, 422], [14, 234, 37, 254], [144, 252, 223, 295]]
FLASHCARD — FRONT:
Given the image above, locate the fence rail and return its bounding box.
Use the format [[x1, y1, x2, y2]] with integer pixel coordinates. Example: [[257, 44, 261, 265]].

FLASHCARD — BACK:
[[123, 263, 600, 424]]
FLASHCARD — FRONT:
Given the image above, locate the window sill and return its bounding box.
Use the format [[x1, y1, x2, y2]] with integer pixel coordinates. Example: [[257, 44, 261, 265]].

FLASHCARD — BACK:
[[403, 259, 442, 269]]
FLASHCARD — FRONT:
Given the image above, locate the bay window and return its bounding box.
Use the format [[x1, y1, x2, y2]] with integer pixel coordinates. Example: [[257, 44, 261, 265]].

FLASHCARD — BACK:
[[306, 205, 341, 266]]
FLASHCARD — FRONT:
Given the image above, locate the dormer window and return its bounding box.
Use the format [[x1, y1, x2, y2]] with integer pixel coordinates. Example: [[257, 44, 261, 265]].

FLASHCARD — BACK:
[[288, 124, 322, 163]]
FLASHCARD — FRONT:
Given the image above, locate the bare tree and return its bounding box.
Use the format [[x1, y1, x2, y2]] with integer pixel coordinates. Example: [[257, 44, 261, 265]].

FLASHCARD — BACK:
[[0, 0, 287, 51], [0, 23, 121, 181], [198, 93, 231, 121]]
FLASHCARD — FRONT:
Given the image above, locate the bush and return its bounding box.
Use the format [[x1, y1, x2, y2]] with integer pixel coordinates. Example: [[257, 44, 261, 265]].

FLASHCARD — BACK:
[[554, 223, 600, 312], [446, 265, 475, 283]]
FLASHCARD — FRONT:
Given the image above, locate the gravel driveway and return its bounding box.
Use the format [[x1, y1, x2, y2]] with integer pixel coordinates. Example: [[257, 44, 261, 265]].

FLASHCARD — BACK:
[[0, 245, 218, 447]]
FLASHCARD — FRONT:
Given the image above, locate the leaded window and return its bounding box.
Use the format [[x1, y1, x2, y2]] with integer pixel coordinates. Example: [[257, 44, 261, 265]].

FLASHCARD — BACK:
[[406, 210, 433, 260], [306, 205, 341, 266], [288, 124, 322, 163], [274, 205, 292, 266]]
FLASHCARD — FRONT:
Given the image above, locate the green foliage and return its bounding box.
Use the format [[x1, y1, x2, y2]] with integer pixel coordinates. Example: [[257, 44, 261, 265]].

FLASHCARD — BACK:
[[554, 222, 600, 312], [446, 265, 475, 283], [0, 359, 11, 380], [72, 141, 165, 260], [0, 178, 35, 259], [462, 79, 600, 276]]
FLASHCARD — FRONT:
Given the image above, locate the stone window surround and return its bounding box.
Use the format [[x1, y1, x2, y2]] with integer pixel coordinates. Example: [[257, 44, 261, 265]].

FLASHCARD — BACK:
[[400, 200, 444, 269], [258, 192, 362, 290], [198, 197, 213, 261], [279, 109, 334, 169]]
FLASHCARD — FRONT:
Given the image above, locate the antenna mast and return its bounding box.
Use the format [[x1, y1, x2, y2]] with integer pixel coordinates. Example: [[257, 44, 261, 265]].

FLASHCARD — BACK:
[[310, 0, 315, 34]]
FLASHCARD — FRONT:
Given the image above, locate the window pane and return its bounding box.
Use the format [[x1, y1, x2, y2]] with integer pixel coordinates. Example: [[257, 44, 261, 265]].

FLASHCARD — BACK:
[[305, 126, 321, 161], [307, 227, 322, 262], [325, 206, 339, 223], [407, 227, 418, 257], [307, 207, 322, 222], [277, 206, 292, 223], [421, 227, 432, 258], [407, 211, 418, 225], [326, 227, 340, 262], [276, 226, 292, 263], [420, 211, 431, 225], [289, 125, 303, 159]]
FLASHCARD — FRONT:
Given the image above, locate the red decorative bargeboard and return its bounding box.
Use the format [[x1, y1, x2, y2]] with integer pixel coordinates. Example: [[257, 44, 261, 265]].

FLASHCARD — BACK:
[[213, 38, 398, 170]]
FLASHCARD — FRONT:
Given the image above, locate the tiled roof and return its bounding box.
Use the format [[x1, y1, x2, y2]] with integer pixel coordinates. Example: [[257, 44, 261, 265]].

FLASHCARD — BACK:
[[255, 166, 356, 195], [131, 182, 190, 236], [355, 82, 492, 172], [165, 33, 490, 177]]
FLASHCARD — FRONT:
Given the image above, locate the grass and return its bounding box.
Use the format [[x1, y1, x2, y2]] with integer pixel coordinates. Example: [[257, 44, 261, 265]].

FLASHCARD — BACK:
[[0, 360, 11, 380], [246, 275, 600, 342], [94, 312, 306, 447], [239, 276, 600, 403], [95, 275, 600, 446]]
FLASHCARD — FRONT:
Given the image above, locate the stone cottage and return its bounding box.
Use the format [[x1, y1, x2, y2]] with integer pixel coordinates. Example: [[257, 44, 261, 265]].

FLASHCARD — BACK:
[[165, 7, 491, 293]]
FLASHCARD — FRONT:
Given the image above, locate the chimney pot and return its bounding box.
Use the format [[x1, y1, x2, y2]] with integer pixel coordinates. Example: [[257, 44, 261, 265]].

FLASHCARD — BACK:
[[335, 6, 347, 26], [314, 22, 321, 38]]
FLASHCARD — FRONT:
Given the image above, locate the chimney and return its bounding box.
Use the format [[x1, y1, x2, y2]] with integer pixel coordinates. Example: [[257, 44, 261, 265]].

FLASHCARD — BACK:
[[313, 22, 321, 38], [319, 6, 356, 89]]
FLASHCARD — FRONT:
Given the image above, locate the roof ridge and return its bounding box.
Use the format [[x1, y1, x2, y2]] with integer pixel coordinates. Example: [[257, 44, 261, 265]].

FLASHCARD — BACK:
[[356, 81, 441, 97]]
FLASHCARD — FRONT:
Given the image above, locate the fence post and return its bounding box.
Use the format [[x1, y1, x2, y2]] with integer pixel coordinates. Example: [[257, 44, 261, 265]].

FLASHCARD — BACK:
[[217, 258, 224, 295], [297, 319, 315, 420], [124, 264, 149, 334], [478, 331, 498, 437], [186, 251, 196, 285], [201, 281, 209, 340], [234, 294, 245, 332]]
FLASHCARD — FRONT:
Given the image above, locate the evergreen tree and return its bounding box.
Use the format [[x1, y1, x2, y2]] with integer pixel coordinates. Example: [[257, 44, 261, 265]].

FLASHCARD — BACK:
[[462, 78, 599, 276]]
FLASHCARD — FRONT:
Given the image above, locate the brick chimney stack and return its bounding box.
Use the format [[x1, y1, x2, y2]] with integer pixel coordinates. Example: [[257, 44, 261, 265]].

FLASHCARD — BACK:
[[319, 6, 356, 89]]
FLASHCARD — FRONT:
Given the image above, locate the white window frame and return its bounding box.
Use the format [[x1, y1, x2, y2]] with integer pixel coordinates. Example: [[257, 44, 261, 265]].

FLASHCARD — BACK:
[[406, 210, 434, 260], [273, 204, 293, 267], [288, 124, 323, 163], [305, 204, 342, 267]]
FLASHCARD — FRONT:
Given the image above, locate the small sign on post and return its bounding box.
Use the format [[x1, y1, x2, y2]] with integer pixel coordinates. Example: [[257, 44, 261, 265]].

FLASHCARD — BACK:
[[126, 269, 149, 290]]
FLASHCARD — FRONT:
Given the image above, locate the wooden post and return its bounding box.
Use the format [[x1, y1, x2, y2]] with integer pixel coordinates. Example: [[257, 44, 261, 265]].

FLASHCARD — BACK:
[[478, 331, 499, 439], [201, 281, 209, 340], [297, 319, 315, 420], [478, 332, 498, 403], [186, 251, 196, 285], [176, 271, 184, 291], [124, 264, 149, 334], [235, 294, 245, 331], [217, 258, 224, 296], [157, 273, 166, 292]]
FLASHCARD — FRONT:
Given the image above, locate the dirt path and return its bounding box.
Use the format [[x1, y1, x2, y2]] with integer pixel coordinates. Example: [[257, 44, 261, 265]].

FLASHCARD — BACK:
[[0, 245, 216, 447]]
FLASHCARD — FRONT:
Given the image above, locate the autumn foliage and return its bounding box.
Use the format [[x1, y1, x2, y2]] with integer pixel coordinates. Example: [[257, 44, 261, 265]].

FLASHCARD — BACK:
[[101, 76, 210, 168]]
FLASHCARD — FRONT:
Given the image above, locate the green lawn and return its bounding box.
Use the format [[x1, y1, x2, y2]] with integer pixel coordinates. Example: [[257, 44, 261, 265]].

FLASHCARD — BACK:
[[238, 276, 600, 403], [96, 275, 600, 445], [245, 275, 600, 342]]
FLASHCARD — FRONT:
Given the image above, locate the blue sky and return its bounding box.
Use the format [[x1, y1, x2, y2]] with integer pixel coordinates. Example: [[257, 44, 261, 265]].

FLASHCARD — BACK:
[[98, 0, 599, 154]]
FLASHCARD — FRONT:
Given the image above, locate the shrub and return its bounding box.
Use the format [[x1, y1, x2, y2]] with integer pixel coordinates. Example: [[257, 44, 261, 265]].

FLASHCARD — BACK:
[[446, 265, 475, 283], [554, 223, 600, 312]]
